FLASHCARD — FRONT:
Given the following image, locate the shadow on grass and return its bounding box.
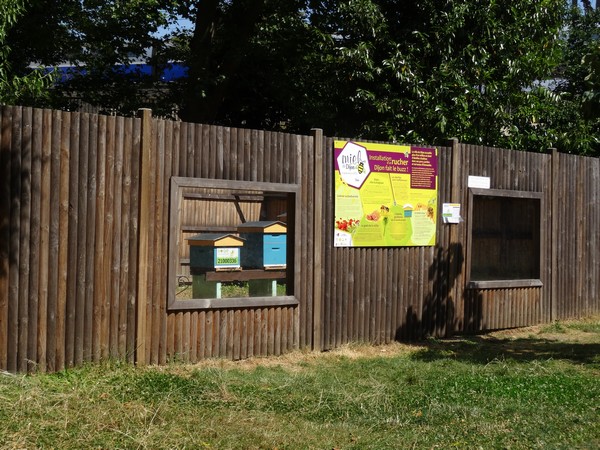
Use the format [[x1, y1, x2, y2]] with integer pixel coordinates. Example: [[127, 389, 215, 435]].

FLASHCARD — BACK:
[[409, 335, 600, 366]]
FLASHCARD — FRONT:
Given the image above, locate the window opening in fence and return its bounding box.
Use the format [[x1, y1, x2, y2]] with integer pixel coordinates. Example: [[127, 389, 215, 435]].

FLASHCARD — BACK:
[[467, 188, 543, 289], [168, 177, 300, 310]]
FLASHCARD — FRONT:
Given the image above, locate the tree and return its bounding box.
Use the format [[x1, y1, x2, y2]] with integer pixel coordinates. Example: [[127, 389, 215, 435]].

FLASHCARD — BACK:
[[3, 0, 598, 155], [6, 0, 173, 115], [301, 0, 568, 149], [550, 4, 600, 154], [173, 0, 575, 152], [0, 0, 54, 105], [583, 44, 600, 119]]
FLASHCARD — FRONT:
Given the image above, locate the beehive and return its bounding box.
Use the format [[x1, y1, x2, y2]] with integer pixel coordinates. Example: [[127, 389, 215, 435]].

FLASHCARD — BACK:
[[187, 233, 245, 271], [237, 221, 287, 269]]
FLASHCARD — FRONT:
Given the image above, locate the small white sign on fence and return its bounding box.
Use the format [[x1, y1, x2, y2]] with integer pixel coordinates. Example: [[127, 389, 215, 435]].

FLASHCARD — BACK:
[[468, 175, 491, 189]]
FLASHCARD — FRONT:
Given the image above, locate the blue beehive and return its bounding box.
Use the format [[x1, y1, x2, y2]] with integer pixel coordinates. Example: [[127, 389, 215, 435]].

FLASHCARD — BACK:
[[237, 221, 287, 269], [187, 233, 245, 271]]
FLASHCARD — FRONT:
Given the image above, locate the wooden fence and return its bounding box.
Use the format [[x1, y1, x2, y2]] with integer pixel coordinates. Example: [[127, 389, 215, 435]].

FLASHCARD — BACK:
[[0, 105, 598, 373]]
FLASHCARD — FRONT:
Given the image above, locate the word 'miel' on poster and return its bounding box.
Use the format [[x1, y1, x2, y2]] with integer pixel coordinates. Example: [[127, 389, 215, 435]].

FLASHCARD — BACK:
[[334, 140, 438, 247]]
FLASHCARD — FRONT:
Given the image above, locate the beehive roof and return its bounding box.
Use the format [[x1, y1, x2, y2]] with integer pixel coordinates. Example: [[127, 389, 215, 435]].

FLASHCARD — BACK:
[[187, 233, 245, 247], [237, 220, 287, 233]]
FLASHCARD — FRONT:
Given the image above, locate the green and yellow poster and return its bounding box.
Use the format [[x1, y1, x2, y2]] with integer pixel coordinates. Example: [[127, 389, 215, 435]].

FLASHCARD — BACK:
[[334, 140, 438, 247]]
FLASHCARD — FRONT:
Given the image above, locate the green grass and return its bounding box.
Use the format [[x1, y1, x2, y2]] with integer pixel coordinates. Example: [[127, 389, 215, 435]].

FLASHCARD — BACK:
[[176, 281, 287, 299], [1, 318, 599, 449]]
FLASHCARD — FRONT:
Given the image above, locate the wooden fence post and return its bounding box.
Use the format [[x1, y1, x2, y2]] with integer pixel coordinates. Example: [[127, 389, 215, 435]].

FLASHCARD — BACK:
[[136, 108, 152, 365], [312, 128, 323, 351], [448, 137, 461, 335]]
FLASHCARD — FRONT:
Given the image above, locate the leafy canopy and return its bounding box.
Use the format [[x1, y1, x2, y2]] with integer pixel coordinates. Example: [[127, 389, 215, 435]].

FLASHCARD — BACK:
[[0, 0, 54, 105], [2, 0, 599, 155]]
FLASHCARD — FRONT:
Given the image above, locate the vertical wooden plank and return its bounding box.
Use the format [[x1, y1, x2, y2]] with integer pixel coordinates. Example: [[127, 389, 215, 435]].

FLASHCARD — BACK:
[[378, 249, 386, 343], [346, 245, 355, 343], [118, 117, 132, 359], [110, 117, 124, 358], [178, 121, 187, 176], [273, 307, 280, 355], [240, 309, 248, 359], [340, 248, 349, 345], [210, 309, 218, 356], [190, 312, 198, 363], [260, 308, 268, 356], [183, 311, 191, 362], [282, 306, 289, 352], [384, 249, 393, 342], [244, 128, 252, 180], [8, 107, 21, 373], [255, 130, 264, 182], [204, 310, 213, 357], [136, 109, 152, 365], [199, 125, 208, 178], [233, 309, 241, 360], [246, 308, 254, 358], [18, 108, 32, 372], [55, 111, 71, 371], [127, 117, 141, 363], [592, 158, 599, 314], [218, 310, 226, 358], [311, 129, 323, 350], [151, 119, 165, 364], [198, 311, 207, 359], [74, 114, 89, 366], [165, 313, 173, 360], [447, 138, 461, 334], [65, 112, 80, 368], [0, 106, 9, 371], [289, 306, 296, 352], [92, 115, 107, 363], [356, 248, 365, 342], [161, 120, 175, 365], [101, 115, 115, 360], [216, 126, 224, 177], [84, 114, 98, 363], [575, 157, 584, 318], [27, 108, 42, 371], [45, 109, 62, 372], [170, 310, 179, 360], [390, 247, 399, 339], [253, 309, 261, 356]]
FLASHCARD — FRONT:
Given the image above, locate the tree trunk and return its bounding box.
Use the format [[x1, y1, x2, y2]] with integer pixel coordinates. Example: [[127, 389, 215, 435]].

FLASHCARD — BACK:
[[181, 0, 266, 124]]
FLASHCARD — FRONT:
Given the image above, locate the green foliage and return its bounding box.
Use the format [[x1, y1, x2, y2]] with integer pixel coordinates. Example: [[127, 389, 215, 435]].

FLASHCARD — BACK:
[[5, 0, 173, 114], [0, 0, 54, 105], [551, 5, 600, 155], [582, 43, 600, 119], [304, 0, 568, 149], [2, 1, 599, 154]]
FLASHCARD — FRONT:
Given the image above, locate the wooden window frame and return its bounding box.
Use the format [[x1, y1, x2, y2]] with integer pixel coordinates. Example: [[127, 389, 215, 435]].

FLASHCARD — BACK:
[[167, 176, 301, 311], [466, 188, 544, 290]]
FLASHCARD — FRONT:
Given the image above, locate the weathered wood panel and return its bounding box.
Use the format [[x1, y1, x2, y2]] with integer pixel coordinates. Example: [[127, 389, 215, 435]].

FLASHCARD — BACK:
[[551, 153, 600, 321], [142, 119, 309, 363], [456, 145, 552, 332], [0, 107, 141, 372], [0, 105, 598, 373], [321, 139, 451, 348]]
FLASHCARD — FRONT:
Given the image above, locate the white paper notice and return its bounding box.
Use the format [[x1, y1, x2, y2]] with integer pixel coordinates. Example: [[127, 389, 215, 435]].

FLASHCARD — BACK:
[[442, 203, 461, 224], [468, 175, 491, 189]]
